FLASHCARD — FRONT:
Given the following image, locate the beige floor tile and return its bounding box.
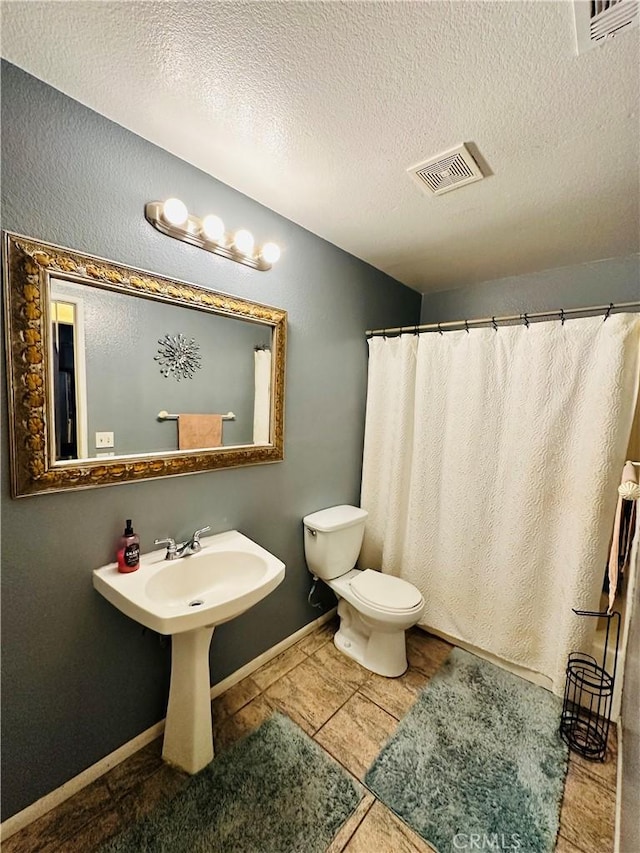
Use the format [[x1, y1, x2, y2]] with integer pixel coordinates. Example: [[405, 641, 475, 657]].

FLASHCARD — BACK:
[[359, 669, 423, 720], [344, 800, 436, 853], [0, 827, 42, 853], [315, 692, 398, 780], [0, 779, 113, 853], [250, 644, 308, 691], [559, 761, 615, 853], [326, 793, 376, 853], [213, 693, 276, 752], [400, 665, 435, 691], [52, 806, 122, 851], [103, 736, 163, 800], [115, 763, 188, 824], [296, 617, 339, 656], [566, 724, 618, 793], [406, 629, 452, 678], [212, 675, 262, 721], [555, 833, 587, 852], [265, 657, 355, 735], [307, 640, 371, 691]]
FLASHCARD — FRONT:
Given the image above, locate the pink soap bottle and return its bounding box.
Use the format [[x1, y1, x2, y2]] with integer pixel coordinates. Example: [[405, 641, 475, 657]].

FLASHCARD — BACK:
[[117, 519, 140, 573]]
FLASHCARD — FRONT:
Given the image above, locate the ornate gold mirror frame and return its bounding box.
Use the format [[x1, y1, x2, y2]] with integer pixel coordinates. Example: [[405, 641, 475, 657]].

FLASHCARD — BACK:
[[3, 232, 287, 497]]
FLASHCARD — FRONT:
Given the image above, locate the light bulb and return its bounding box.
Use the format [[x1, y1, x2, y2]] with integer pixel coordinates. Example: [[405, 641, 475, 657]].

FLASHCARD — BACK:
[[201, 214, 225, 243], [162, 198, 188, 227], [260, 242, 281, 265], [233, 229, 255, 256]]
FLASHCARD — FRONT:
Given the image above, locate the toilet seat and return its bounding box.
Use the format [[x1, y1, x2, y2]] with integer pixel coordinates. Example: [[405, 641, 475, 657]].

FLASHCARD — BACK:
[[350, 569, 423, 614]]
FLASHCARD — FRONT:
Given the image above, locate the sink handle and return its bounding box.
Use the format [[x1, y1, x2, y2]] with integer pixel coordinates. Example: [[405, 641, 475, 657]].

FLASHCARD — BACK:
[[188, 526, 211, 554], [154, 537, 178, 560]]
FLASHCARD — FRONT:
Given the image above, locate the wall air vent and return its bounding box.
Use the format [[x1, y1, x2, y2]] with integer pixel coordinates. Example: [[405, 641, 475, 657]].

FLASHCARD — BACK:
[[574, 0, 639, 54], [407, 144, 485, 197]]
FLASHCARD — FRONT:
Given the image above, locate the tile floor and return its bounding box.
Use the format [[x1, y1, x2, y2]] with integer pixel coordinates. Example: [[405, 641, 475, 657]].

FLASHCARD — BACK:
[[3, 621, 617, 852]]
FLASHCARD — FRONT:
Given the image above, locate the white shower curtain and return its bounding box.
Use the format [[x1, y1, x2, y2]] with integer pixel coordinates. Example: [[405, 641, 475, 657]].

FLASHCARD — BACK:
[[360, 314, 640, 692]]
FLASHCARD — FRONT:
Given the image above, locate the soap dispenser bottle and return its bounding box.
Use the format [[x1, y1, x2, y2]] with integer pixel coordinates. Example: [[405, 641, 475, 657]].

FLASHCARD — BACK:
[[117, 519, 140, 573]]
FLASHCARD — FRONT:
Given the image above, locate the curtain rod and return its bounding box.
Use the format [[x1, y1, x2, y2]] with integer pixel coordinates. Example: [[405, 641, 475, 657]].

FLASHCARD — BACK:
[[365, 301, 640, 337]]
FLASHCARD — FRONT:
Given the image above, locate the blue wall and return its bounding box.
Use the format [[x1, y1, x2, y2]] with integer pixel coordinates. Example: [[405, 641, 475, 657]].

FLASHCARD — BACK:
[[0, 61, 421, 820], [420, 255, 640, 324]]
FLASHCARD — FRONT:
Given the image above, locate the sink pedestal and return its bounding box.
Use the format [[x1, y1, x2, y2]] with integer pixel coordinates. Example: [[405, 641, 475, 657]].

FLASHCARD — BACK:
[[93, 530, 286, 773], [162, 626, 215, 774]]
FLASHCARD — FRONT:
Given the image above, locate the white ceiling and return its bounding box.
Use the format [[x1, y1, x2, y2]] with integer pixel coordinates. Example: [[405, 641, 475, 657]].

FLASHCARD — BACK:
[[2, 1, 639, 293]]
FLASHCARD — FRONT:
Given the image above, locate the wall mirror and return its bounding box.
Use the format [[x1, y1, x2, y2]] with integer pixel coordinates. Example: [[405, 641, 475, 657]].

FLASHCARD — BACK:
[[3, 233, 287, 497]]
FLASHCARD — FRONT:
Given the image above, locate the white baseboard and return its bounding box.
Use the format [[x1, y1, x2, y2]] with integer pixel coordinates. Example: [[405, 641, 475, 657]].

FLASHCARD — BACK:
[[0, 608, 337, 842], [614, 722, 623, 853]]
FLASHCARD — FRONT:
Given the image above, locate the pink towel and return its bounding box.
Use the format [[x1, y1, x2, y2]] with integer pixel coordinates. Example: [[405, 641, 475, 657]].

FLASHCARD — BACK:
[[178, 414, 223, 450], [607, 461, 638, 612]]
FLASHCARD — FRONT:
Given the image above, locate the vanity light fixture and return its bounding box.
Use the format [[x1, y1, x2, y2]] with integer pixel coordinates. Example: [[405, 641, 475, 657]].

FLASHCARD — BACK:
[[145, 200, 281, 271], [162, 197, 189, 227], [232, 228, 255, 256], [260, 242, 281, 264], [201, 214, 225, 243]]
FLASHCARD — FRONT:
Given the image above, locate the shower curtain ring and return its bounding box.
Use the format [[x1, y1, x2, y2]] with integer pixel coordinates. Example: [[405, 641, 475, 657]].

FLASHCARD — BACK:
[[560, 309, 566, 326], [492, 317, 498, 331], [437, 323, 443, 335], [464, 319, 470, 333], [604, 303, 613, 321], [523, 313, 530, 328], [414, 325, 419, 336]]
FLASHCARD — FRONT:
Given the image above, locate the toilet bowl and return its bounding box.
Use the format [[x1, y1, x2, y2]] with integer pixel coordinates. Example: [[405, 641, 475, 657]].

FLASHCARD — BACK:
[[303, 505, 425, 677]]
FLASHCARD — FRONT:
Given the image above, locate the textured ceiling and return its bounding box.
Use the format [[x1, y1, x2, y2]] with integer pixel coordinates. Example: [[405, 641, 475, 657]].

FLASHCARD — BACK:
[[2, 1, 639, 293]]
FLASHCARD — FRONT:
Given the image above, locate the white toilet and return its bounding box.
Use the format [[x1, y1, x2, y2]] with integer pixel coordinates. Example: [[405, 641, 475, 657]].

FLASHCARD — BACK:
[[303, 504, 425, 677]]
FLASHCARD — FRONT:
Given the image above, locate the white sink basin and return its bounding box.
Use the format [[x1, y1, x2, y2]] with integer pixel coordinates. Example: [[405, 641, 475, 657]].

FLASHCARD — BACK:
[[93, 530, 285, 635], [93, 530, 285, 775]]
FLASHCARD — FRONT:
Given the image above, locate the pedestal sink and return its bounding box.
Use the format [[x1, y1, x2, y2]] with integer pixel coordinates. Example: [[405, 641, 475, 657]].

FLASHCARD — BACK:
[[93, 530, 285, 773]]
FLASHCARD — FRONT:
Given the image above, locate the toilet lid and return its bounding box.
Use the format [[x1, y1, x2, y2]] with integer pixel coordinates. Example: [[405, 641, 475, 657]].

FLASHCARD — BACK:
[[350, 570, 423, 612]]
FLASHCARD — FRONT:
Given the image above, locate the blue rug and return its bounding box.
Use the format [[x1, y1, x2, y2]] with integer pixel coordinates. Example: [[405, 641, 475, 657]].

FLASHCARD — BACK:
[[99, 713, 363, 852], [365, 648, 568, 853]]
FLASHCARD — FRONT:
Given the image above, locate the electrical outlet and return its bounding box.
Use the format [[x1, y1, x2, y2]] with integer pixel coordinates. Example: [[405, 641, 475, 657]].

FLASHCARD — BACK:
[[95, 431, 114, 448]]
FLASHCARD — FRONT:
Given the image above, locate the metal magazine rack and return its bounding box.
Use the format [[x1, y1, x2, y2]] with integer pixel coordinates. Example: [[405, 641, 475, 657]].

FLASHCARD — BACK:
[[560, 609, 621, 762]]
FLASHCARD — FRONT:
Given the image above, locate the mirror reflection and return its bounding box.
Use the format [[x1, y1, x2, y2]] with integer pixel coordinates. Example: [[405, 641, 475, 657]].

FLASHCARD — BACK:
[[49, 278, 272, 462]]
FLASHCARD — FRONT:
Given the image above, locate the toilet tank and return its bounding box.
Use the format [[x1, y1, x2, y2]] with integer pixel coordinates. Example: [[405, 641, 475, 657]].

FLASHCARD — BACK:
[[303, 505, 368, 581]]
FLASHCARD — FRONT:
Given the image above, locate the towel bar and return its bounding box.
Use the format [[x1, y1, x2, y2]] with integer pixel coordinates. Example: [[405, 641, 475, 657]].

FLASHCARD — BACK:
[[157, 410, 235, 421]]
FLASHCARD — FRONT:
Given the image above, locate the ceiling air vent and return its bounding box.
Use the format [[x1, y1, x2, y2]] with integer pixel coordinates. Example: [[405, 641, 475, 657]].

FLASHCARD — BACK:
[[407, 144, 484, 197], [573, 0, 639, 54]]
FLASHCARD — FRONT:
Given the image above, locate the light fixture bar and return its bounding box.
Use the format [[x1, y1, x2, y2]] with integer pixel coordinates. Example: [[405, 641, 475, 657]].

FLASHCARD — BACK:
[[145, 201, 279, 271]]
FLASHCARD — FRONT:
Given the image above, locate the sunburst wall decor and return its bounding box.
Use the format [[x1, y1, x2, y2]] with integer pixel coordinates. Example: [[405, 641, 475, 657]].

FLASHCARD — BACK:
[[155, 333, 202, 381]]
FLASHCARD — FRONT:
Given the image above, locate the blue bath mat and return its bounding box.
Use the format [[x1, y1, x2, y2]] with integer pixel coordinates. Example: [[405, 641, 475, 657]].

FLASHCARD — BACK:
[[365, 648, 568, 853], [99, 713, 363, 852]]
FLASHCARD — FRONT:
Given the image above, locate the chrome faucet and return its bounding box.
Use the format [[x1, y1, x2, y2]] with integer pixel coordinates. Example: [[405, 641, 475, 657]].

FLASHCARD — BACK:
[[154, 526, 211, 560]]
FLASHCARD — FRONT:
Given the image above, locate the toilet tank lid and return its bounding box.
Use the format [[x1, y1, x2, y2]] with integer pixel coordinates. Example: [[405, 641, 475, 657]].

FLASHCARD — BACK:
[[303, 505, 368, 532]]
